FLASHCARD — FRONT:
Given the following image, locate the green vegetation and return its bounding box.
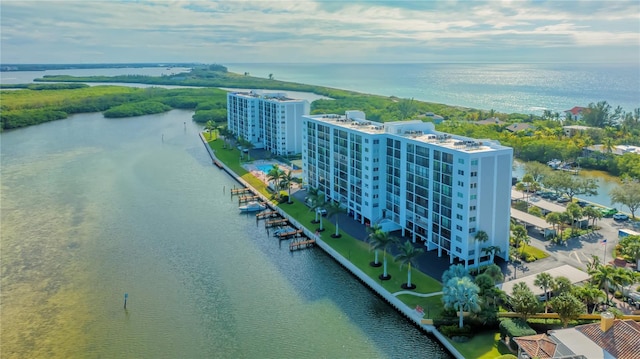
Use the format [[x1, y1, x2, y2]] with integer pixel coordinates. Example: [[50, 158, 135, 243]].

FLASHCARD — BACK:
[[449, 332, 511, 359], [1, 86, 227, 130], [103, 100, 171, 118]]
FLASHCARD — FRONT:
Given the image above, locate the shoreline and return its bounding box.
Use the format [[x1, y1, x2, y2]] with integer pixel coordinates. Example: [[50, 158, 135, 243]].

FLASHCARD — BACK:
[[197, 133, 464, 359]]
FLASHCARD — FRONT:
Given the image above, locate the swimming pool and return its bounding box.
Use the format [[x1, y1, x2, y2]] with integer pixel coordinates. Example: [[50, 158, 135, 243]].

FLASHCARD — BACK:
[[257, 164, 276, 175]]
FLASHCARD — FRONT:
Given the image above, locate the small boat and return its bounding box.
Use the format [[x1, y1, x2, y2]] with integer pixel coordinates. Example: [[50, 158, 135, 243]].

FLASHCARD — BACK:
[[239, 201, 266, 213]]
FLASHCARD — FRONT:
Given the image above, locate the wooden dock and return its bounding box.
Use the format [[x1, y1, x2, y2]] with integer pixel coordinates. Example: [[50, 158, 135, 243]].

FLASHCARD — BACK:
[[256, 211, 280, 220], [289, 239, 316, 251], [277, 229, 303, 239], [238, 195, 260, 204], [265, 218, 288, 228], [230, 188, 252, 196]]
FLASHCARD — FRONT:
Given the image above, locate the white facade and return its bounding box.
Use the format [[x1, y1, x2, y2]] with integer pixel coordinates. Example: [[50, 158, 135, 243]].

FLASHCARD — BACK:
[[302, 112, 513, 267], [227, 91, 310, 155]]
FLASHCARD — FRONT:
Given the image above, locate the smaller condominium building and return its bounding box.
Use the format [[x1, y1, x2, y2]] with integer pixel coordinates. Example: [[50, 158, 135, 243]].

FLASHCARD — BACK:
[[302, 111, 513, 267], [227, 91, 310, 156]]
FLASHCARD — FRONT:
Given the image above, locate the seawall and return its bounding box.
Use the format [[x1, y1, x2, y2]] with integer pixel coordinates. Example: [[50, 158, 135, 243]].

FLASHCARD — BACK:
[[198, 133, 464, 359]]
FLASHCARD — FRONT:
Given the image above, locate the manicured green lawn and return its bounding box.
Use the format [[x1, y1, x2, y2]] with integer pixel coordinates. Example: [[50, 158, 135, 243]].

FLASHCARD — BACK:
[[520, 245, 549, 260], [450, 332, 512, 359], [209, 137, 445, 314]]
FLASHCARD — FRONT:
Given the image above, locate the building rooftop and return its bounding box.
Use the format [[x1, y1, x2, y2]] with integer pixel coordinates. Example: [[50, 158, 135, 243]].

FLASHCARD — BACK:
[[306, 114, 508, 153], [514, 334, 559, 359], [575, 319, 640, 359], [230, 90, 302, 102]]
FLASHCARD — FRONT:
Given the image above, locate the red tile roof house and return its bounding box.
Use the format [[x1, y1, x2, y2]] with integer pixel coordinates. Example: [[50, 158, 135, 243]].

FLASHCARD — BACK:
[[514, 312, 640, 359], [565, 106, 587, 121]]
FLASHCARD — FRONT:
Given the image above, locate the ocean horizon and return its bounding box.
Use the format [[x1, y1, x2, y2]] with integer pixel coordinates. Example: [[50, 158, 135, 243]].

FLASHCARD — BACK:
[[226, 62, 640, 116]]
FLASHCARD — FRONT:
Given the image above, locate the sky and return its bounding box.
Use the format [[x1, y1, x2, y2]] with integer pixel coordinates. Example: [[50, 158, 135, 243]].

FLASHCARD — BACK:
[[1, 0, 639, 64]]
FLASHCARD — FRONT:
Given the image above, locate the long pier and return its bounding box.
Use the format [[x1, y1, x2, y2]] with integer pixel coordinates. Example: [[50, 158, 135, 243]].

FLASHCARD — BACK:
[[256, 211, 280, 220], [198, 133, 463, 358], [238, 195, 260, 204]]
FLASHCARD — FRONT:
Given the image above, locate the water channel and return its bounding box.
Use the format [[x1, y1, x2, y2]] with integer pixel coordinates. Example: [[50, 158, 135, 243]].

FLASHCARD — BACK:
[[0, 110, 451, 358]]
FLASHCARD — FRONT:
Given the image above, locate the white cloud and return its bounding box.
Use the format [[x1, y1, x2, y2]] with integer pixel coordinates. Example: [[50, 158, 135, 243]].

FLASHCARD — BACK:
[[0, 0, 638, 63]]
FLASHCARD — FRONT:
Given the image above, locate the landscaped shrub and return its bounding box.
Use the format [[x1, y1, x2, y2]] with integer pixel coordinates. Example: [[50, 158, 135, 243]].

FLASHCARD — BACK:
[[499, 318, 536, 350], [438, 324, 472, 338]]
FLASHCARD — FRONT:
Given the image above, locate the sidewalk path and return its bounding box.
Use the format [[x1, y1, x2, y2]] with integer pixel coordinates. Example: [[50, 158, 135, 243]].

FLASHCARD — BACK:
[[393, 290, 443, 298]]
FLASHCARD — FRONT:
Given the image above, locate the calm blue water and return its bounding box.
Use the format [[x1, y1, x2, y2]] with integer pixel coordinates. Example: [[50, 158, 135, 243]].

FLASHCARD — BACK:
[[226, 63, 640, 115], [0, 110, 451, 358]]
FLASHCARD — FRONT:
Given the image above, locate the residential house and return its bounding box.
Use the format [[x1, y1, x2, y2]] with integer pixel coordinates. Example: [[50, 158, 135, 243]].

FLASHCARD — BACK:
[[506, 123, 535, 133], [565, 106, 587, 121], [563, 125, 597, 138], [515, 313, 640, 359]]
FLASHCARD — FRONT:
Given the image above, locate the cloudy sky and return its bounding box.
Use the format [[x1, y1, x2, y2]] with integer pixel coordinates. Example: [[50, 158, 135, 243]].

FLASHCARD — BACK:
[[1, 0, 639, 64]]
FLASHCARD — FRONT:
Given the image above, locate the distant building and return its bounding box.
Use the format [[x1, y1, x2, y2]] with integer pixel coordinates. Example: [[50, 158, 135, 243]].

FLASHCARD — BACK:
[[227, 91, 310, 155], [514, 313, 640, 359], [564, 106, 587, 121], [563, 125, 597, 137], [584, 144, 640, 156], [302, 111, 513, 268], [477, 117, 506, 126], [424, 112, 445, 124], [505, 123, 535, 133]]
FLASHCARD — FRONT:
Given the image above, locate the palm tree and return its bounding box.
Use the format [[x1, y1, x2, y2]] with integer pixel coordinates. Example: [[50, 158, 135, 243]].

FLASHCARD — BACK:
[[266, 164, 283, 193], [612, 267, 633, 297], [582, 205, 602, 229], [279, 170, 295, 204], [576, 283, 604, 314], [307, 187, 321, 224], [325, 201, 345, 238], [565, 203, 583, 235], [442, 264, 470, 284], [589, 264, 616, 305], [443, 276, 481, 328], [545, 212, 562, 238], [586, 254, 601, 273], [511, 225, 528, 255], [370, 230, 398, 280], [366, 224, 383, 267], [481, 246, 502, 263], [394, 241, 424, 289], [204, 120, 217, 140], [482, 264, 504, 284], [474, 230, 489, 267], [510, 282, 541, 320], [313, 193, 327, 231], [550, 293, 585, 328], [534, 272, 555, 313]]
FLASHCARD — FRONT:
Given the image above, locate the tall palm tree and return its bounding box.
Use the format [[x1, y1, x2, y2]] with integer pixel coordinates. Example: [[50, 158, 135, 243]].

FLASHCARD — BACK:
[[325, 201, 345, 238], [589, 264, 616, 305], [394, 241, 424, 289], [366, 224, 383, 267], [314, 193, 327, 231], [279, 170, 295, 203], [534, 272, 555, 313], [266, 164, 283, 193], [474, 230, 489, 267], [307, 187, 321, 224], [442, 276, 481, 328], [370, 230, 398, 280]]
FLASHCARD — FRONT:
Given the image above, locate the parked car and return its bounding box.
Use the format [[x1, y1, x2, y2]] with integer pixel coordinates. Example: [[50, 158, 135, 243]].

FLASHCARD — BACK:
[[613, 213, 629, 221], [316, 208, 327, 216], [600, 208, 618, 217], [556, 196, 570, 203], [576, 200, 589, 207]]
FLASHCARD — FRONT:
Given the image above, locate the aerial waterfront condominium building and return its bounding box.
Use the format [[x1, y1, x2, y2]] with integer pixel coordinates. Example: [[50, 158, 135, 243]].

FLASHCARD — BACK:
[[227, 91, 310, 156], [302, 111, 513, 267]]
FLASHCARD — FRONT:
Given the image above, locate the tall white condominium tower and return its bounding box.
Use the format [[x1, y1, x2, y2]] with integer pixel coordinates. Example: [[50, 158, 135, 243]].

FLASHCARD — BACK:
[[302, 111, 513, 268], [227, 91, 310, 156]]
